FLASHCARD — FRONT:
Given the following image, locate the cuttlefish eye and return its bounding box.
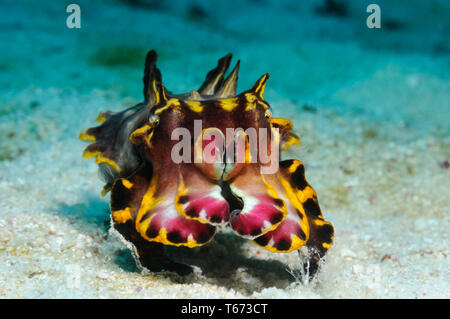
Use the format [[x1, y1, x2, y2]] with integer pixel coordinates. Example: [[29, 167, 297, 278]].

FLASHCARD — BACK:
[[148, 113, 160, 126], [264, 109, 272, 119]]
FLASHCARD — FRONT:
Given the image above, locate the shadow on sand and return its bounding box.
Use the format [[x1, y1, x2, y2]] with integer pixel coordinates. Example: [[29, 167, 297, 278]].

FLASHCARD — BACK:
[[55, 195, 300, 294]]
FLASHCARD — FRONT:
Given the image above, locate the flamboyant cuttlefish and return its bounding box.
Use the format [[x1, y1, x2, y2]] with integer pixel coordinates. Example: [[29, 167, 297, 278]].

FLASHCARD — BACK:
[[80, 50, 334, 277]]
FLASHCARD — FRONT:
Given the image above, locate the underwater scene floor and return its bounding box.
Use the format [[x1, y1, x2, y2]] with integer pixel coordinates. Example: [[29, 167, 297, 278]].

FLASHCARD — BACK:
[[0, 0, 448, 298]]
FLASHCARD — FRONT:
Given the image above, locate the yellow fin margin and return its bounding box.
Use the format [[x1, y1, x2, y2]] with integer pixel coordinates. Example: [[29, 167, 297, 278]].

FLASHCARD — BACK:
[[79, 130, 96, 142], [82, 149, 120, 172]]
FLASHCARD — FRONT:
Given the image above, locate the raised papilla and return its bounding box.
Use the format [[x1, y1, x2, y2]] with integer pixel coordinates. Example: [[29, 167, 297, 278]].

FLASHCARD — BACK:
[[80, 50, 334, 277]]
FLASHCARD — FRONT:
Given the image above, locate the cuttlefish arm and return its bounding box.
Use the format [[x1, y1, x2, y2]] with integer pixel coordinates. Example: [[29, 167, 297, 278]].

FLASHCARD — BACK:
[[111, 168, 217, 249], [108, 164, 204, 275], [253, 160, 333, 253], [227, 163, 289, 239], [114, 119, 231, 248], [253, 159, 334, 278], [253, 160, 334, 278], [175, 164, 230, 225], [227, 158, 333, 254], [80, 104, 147, 194]]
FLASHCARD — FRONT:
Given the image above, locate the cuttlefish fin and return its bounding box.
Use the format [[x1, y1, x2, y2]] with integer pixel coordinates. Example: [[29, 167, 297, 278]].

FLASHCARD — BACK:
[[175, 165, 230, 225], [80, 101, 148, 190], [95, 110, 114, 123], [254, 160, 333, 253], [198, 54, 232, 95], [82, 142, 121, 172]]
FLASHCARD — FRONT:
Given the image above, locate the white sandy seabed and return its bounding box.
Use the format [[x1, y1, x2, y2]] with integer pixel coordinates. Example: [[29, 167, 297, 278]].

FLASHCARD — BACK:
[[0, 0, 448, 298]]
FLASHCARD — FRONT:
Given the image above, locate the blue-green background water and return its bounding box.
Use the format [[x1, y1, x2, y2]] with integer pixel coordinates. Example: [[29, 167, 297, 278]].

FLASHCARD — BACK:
[[1, 0, 449, 129]]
